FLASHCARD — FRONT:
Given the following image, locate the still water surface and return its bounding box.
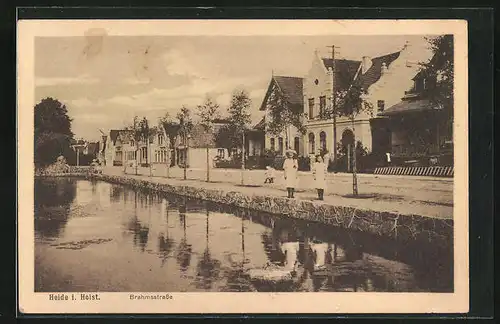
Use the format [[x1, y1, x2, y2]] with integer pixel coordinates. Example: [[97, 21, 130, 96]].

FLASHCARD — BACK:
[[35, 178, 453, 292]]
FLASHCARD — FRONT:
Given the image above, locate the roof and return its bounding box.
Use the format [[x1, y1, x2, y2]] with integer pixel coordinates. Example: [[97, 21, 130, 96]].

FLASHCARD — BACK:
[[109, 129, 133, 145], [260, 75, 303, 111], [87, 142, 99, 154], [109, 130, 120, 144], [379, 99, 440, 116], [188, 124, 217, 148], [354, 51, 401, 90], [321, 58, 361, 91], [321, 51, 401, 92], [253, 116, 266, 131]]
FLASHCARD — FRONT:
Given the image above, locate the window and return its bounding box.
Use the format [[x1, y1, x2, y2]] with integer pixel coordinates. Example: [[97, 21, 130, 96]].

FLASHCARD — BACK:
[[278, 137, 284, 155], [294, 137, 300, 155], [127, 151, 135, 161], [130, 140, 135, 147], [155, 149, 167, 163], [308, 98, 315, 119], [217, 149, 225, 159], [270, 138, 276, 151], [320, 131, 327, 152], [141, 147, 147, 160], [308, 133, 315, 154], [115, 147, 123, 161], [377, 100, 385, 112], [319, 96, 326, 119], [158, 134, 164, 146]]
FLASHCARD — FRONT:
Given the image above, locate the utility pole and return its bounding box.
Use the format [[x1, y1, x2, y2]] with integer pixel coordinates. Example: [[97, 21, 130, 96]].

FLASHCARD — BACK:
[[241, 130, 245, 185], [183, 122, 187, 180]]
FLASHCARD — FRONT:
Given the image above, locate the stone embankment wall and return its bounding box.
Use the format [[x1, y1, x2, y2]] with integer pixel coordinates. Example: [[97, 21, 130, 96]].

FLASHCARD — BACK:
[[91, 174, 453, 246], [35, 166, 100, 177]]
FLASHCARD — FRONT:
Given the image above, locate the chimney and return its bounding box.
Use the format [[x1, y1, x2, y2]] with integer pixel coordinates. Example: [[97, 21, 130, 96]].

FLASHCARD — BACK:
[[362, 56, 372, 74]]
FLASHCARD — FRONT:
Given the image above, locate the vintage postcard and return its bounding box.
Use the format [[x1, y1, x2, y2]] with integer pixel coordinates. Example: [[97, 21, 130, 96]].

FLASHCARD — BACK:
[[18, 19, 469, 314]]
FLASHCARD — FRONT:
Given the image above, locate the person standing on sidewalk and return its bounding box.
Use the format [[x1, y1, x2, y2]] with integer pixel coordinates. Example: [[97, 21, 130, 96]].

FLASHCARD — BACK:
[[312, 155, 327, 200], [283, 150, 298, 198]]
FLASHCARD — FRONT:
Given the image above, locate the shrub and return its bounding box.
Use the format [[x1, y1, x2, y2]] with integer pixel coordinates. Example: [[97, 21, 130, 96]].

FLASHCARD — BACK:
[[298, 156, 311, 171]]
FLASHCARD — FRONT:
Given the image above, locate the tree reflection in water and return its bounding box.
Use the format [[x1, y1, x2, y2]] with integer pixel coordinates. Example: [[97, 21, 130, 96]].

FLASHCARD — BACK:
[[195, 202, 221, 290], [176, 196, 192, 273], [157, 198, 176, 267], [34, 178, 77, 239], [127, 191, 150, 252], [220, 210, 255, 292]]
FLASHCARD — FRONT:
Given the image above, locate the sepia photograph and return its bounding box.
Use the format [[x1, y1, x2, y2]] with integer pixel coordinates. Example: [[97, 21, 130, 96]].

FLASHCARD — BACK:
[[18, 19, 469, 314]]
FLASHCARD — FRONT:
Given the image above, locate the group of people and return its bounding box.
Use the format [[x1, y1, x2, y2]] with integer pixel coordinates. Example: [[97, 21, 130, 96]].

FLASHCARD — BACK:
[[264, 150, 328, 201]]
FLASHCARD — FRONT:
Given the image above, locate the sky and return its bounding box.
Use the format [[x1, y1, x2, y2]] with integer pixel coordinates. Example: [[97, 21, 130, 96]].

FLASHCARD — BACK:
[[35, 34, 433, 141]]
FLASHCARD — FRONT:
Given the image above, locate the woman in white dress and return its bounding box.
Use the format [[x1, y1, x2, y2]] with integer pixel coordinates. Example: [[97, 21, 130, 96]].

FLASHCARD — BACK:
[[282, 150, 298, 198], [312, 155, 327, 200]]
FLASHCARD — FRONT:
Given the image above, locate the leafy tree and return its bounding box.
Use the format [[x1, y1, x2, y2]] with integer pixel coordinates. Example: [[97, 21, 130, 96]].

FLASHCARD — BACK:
[[177, 106, 194, 141], [420, 35, 454, 140], [227, 89, 252, 148], [227, 89, 252, 185], [34, 97, 74, 167], [266, 86, 306, 150], [336, 83, 373, 196], [214, 125, 236, 154], [196, 96, 221, 182], [176, 106, 194, 178], [159, 113, 180, 168]]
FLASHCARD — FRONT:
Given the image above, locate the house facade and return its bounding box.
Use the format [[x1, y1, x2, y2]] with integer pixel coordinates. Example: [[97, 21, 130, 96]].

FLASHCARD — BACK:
[[259, 75, 305, 156], [260, 41, 433, 167], [379, 68, 453, 165], [104, 128, 170, 168], [173, 120, 232, 169]]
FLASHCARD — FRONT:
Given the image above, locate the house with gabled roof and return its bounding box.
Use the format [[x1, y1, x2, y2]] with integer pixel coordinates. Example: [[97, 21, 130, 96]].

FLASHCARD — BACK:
[[259, 42, 433, 170], [303, 49, 403, 164], [259, 75, 305, 156], [105, 129, 134, 166]]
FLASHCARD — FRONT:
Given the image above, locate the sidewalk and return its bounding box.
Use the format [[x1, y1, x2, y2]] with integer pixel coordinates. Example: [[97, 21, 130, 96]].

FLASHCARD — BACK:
[[104, 167, 453, 220]]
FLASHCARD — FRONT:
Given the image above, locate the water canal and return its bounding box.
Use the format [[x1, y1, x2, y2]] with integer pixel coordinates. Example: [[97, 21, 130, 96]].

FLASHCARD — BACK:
[[35, 178, 453, 293]]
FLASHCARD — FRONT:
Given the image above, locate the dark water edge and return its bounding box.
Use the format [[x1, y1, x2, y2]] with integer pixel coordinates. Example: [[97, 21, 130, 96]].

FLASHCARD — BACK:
[[34, 177, 454, 293]]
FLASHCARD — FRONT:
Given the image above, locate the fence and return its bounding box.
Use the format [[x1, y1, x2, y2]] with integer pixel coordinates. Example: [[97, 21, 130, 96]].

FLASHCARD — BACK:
[[374, 166, 453, 177]]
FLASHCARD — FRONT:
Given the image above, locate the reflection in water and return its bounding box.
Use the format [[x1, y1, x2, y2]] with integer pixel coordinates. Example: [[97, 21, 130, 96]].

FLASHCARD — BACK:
[[34, 178, 453, 293], [195, 203, 221, 290], [175, 197, 192, 273], [157, 199, 175, 267], [34, 178, 77, 239]]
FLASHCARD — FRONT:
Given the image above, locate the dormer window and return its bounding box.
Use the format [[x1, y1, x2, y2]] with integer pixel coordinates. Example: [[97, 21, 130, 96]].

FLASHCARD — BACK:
[[158, 134, 164, 146], [130, 140, 135, 147]]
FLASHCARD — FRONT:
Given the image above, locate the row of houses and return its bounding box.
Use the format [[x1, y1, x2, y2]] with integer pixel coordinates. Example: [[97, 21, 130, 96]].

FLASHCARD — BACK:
[[98, 40, 452, 170], [97, 119, 244, 169]]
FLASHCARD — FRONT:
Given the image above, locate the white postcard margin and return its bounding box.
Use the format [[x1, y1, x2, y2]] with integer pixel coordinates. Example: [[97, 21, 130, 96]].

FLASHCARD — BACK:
[[17, 19, 469, 314]]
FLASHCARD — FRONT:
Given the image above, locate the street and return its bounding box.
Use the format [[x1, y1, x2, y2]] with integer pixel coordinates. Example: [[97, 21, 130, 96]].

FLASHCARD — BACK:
[[106, 165, 453, 219], [115, 165, 453, 205]]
